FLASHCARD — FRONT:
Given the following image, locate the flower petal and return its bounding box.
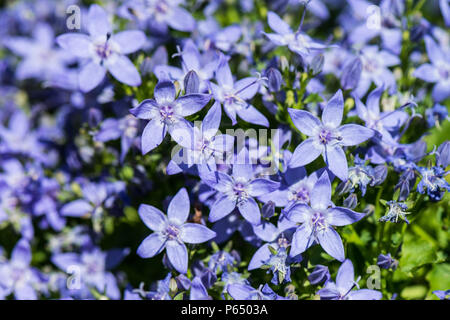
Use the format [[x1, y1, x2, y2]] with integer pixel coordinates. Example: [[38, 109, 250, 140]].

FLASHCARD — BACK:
[[113, 30, 146, 54], [324, 146, 348, 181], [288, 109, 321, 136], [347, 289, 382, 300], [129, 99, 159, 120], [180, 223, 216, 244], [310, 171, 332, 211], [167, 188, 190, 224], [136, 233, 166, 258], [336, 259, 355, 293], [290, 224, 314, 257], [248, 179, 280, 197], [87, 4, 111, 37], [322, 90, 344, 128], [237, 197, 261, 225], [267, 11, 292, 35], [338, 124, 374, 146], [287, 204, 312, 224], [327, 207, 365, 226], [317, 227, 345, 261], [60, 199, 93, 217], [289, 138, 323, 168], [141, 119, 167, 154], [209, 195, 236, 222], [138, 204, 167, 232], [79, 61, 106, 92], [56, 34, 91, 58], [236, 105, 269, 127], [176, 94, 211, 117], [107, 55, 141, 86], [166, 241, 188, 274], [202, 102, 222, 139], [154, 80, 176, 104]]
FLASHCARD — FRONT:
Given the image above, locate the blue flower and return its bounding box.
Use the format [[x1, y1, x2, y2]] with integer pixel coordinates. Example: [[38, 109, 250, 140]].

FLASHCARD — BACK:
[[287, 172, 365, 261], [379, 200, 410, 224], [136, 188, 216, 274], [130, 79, 211, 154], [288, 90, 375, 181], [57, 4, 146, 92], [317, 259, 382, 300]]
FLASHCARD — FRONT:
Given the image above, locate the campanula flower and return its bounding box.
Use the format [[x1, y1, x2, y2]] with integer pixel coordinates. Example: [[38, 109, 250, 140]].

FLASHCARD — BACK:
[[317, 259, 382, 300], [166, 102, 234, 175], [355, 46, 400, 97], [288, 90, 375, 181], [264, 11, 327, 59], [130, 79, 211, 154], [413, 35, 450, 102], [204, 160, 280, 225], [136, 188, 216, 274], [0, 239, 44, 300], [379, 200, 410, 224], [377, 253, 398, 270], [210, 57, 269, 127], [57, 4, 146, 92], [287, 172, 365, 261], [416, 166, 449, 201], [3, 23, 73, 81]]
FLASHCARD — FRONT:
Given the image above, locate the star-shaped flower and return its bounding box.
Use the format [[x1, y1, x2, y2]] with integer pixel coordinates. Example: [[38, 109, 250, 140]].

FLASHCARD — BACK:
[[137, 188, 216, 274], [288, 90, 375, 181]]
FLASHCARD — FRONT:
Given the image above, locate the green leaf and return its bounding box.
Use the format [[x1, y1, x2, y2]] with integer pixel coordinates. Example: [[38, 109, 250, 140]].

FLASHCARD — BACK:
[[400, 285, 427, 299], [426, 263, 450, 293], [399, 235, 437, 272]]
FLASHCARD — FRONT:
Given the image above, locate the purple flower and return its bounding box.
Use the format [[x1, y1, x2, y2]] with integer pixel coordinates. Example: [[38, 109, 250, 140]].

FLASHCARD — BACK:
[[118, 0, 196, 32], [3, 23, 73, 81], [166, 102, 234, 175], [94, 115, 139, 162], [136, 188, 216, 274], [204, 161, 280, 225], [379, 200, 410, 224], [287, 172, 365, 261], [57, 4, 146, 92], [288, 90, 375, 181], [425, 104, 448, 128], [154, 39, 220, 93], [377, 253, 398, 270], [317, 259, 382, 300], [248, 238, 301, 285], [354, 87, 408, 139], [210, 57, 269, 127], [130, 79, 211, 154], [413, 35, 450, 102], [52, 247, 128, 299], [0, 239, 44, 300], [264, 11, 327, 59], [416, 166, 449, 201], [348, 0, 403, 54], [355, 46, 400, 97]]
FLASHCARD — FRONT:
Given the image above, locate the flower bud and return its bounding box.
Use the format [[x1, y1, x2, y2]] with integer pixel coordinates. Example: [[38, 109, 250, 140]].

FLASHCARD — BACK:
[[266, 68, 282, 92], [261, 201, 276, 218], [343, 193, 358, 209], [184, 70, 200, 94]]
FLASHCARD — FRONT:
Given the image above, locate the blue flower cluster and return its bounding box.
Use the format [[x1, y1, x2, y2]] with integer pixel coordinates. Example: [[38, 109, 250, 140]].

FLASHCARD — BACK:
[[0, 0, 448, 300]]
